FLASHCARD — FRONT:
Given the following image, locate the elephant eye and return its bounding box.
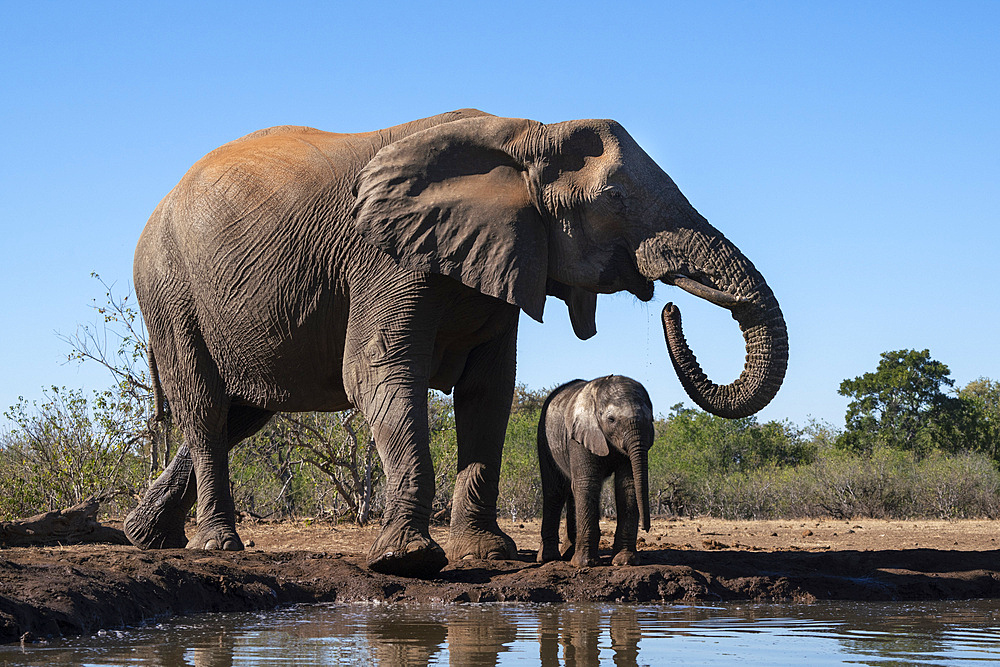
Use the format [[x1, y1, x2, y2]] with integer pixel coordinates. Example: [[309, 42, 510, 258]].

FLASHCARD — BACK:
[[599, 186, 628, 213], [606, 414, 616, 423]]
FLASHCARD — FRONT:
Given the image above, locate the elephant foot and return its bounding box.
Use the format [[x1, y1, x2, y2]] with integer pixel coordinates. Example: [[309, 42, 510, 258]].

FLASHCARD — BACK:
[[124, 505, 189, 550], [186, 524, 244, 551], [536, 541, 562, 564], [612, 549, 639, 566], [570, 551, 598, 568], [125, 444, 196, 550], [367, 522, 448, 578], [446, 525, 517, 562]]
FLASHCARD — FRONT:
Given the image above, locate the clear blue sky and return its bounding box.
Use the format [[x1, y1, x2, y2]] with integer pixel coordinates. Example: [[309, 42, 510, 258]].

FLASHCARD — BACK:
[[2, 2, 997, 430]]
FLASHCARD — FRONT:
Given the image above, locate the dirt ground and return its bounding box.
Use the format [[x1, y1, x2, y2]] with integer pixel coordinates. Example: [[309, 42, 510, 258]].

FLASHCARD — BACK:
[[4, 515, 1000, 644]]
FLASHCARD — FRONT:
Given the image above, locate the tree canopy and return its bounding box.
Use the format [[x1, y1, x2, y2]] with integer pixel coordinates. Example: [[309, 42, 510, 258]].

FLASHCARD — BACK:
[[838, 349, 997, 459]]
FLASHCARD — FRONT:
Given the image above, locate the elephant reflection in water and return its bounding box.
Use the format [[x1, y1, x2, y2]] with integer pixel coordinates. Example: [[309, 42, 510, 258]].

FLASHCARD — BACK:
[[365, 606, 520, 665], [156, 610, 448, 666], [367, 614, 448, 665], [539, 605, 642, 666], [444, 607, 520, 665], [167, 606, 638, 666], [365, 603, 639, 666]]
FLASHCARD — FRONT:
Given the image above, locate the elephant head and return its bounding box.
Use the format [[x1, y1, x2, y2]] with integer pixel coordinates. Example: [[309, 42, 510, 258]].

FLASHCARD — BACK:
[[353, 113, 787, 417], [567, 376, 654, 532]]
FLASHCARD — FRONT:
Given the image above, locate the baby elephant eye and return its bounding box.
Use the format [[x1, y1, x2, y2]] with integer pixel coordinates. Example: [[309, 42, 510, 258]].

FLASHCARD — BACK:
[[606, 415, 616, 423]]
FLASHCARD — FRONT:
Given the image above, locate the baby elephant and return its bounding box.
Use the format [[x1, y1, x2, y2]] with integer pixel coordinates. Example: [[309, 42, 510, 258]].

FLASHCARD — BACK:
[[536, 375, 654, 567]]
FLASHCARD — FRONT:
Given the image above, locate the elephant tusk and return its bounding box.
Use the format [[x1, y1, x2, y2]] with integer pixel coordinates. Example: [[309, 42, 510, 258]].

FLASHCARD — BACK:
[[669, 275, 747, 309]]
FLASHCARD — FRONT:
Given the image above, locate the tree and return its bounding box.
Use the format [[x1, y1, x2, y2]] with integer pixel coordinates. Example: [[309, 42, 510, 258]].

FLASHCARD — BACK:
[[261, 410, 382, 524], [957, 378, 1000, 461], [59, 274, 161, 475], [837, 349, 963, 455]]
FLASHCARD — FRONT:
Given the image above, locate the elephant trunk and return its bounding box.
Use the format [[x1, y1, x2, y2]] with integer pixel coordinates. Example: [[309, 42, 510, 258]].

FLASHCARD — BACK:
[[661, 288, 787, 418], [626, 434, 650, 532], [637, 222, 788, 419]]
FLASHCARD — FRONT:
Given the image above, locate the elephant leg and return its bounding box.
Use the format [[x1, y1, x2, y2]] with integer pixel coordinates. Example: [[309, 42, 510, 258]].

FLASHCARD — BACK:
[[125, 404, 272, 550], [562, 493, 577, 561], [183, 413, 240, 550], [124, 442, 197, 549], [611, 461, 640, 566], [342, 276, 450, 577], [185, 402, 276, 549], [361, 377, 447, 577], [447, 325, 518, 562], [537, 436, 568, 563], [570, 475, 602, 567]]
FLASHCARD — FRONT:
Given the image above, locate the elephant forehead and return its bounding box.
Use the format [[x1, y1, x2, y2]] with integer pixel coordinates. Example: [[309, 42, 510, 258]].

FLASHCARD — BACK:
[[604, 398, 651, 419], [599, 382, 653, 416]]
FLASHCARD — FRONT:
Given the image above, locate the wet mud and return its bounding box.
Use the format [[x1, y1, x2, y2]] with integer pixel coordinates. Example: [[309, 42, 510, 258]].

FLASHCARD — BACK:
[[4, 517, 999, 644]]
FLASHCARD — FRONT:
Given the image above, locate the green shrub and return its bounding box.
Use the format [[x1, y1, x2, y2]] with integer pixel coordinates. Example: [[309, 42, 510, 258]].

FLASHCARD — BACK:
[[0, 387, 148, 519], [910, 451, 1000, 519], [498, 407, 543, 522], [680, 446, 1000, 521]]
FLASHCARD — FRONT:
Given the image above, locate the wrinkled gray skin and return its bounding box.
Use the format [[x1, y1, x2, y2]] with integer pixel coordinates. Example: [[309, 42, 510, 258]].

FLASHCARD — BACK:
[[537, 376, 654, 568], [126, 109, 787, 578]]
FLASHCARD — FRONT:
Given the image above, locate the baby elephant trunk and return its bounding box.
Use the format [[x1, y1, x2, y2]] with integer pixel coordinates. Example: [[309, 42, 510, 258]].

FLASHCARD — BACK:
[[627, 437, 650, 532]]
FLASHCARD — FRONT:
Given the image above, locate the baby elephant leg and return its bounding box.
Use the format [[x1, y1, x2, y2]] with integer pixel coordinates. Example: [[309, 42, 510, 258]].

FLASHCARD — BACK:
[[611, 462, 641, 566]]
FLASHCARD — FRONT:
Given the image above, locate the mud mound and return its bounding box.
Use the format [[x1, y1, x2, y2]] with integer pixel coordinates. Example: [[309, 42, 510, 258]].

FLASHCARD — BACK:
[[4, 518, 999, 644]]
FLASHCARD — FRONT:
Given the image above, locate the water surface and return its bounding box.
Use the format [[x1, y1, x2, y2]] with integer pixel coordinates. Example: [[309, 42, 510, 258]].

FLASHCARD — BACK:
[[5, 600, 1000, 666]]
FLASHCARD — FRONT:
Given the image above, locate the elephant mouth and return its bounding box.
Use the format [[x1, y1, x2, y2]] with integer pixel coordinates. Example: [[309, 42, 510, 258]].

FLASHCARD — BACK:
[[601, 244, 655, 301], [629, 278, 655, 302]]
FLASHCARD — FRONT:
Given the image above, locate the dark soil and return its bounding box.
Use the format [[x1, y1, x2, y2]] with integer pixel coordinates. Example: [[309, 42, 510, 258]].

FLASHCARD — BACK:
[[4, 517, 1000, 644]]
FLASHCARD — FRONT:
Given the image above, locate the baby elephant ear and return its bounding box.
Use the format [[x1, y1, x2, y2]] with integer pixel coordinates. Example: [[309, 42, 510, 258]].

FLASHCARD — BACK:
[[566, 383, 609, 457], [353, 116, 549, 323]]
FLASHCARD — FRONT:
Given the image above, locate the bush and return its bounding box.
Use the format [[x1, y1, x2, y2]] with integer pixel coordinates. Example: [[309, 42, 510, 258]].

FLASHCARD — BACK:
[[911, 451, 1000, 519], [239, 410, 384, 524], [647, 405, 815, 518], [0, 387, 148, 519], [498, 407, 543, 522], [801, 445, 916, 519], [681, 446, 1000, 521], [697, 466, 785, 520], [428, 391, 458, 519]]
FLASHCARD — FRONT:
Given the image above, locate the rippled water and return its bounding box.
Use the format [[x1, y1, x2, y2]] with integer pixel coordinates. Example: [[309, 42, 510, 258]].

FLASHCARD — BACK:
[[5, 600, 1000, 665]]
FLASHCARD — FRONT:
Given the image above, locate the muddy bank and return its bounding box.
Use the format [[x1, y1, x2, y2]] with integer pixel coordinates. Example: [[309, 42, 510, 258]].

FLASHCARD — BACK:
[[4, 518, 1000, 644]]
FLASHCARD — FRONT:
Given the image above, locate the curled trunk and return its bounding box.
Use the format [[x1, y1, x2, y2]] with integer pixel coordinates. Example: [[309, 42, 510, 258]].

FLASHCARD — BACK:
[[639, 224, 788, 419], [662, 293, 787, 419]]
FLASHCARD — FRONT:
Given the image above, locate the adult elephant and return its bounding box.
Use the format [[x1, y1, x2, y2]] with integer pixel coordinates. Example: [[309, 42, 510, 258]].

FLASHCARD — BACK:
[[126, 109, 787, 577]]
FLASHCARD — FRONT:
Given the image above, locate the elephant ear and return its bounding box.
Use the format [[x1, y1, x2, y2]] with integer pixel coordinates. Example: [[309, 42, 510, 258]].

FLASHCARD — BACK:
[[546, 279, 597, 340], [566, 382, 609, 457], [353, 116, 549, 322]]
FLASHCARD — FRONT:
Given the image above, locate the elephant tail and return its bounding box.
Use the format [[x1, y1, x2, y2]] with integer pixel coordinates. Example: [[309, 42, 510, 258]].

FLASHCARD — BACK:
[[148, 346, 166, 422]]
